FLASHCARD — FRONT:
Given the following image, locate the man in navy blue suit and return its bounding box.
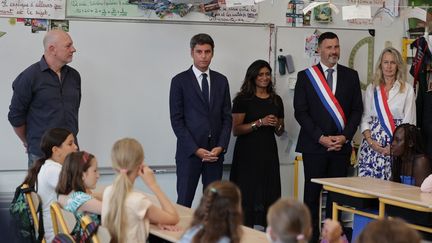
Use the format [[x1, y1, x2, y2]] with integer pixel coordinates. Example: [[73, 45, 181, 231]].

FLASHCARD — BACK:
[[169, 33, 232, 207], [294, 32, 363, 242]]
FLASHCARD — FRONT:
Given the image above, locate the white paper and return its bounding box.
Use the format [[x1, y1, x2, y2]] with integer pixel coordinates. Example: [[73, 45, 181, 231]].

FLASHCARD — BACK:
[[400, 7, 427, 21], [385, 0, 399, 17], [0, 0, 66, 19], [303, 2, 325, 14], [342, 5, 371, 20], [225, 0, 255, 8], [303, 2, 339, 15]]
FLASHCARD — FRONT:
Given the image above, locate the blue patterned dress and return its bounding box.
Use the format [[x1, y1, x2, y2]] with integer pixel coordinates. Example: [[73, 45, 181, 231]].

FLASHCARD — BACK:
[[358, 82, 416, 180], [358, 117, 402, 179], [63, 191, 100, 239]]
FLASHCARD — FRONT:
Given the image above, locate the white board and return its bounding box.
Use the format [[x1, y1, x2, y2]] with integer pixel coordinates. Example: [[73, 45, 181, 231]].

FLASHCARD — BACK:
[[0, 18, 271, 169]]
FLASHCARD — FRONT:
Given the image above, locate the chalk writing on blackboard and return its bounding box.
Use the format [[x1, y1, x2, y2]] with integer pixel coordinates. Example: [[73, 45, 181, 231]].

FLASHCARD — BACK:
[[0, 0, 66, 19]]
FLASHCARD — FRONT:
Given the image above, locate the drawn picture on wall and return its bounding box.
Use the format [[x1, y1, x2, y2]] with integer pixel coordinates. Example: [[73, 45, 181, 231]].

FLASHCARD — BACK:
[[313, 3, 332, 23]]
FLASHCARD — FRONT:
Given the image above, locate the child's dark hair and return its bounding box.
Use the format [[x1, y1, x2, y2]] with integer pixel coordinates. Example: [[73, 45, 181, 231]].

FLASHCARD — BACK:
[[391, 123, 425, 183], [56, 151, 95, 195], [23, 128, 72, 189], [190, 181, 243, 243]]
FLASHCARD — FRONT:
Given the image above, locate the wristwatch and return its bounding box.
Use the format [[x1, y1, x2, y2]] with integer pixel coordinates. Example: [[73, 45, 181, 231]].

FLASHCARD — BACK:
[[251, 122, 258, 131]]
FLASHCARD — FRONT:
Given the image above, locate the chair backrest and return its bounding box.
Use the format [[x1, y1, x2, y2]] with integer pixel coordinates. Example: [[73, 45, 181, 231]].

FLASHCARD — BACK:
[[22, 184, 46, 243], [50, 202, 76, 235], [52, 233, 75, 243], [80, 215, 111, 243]]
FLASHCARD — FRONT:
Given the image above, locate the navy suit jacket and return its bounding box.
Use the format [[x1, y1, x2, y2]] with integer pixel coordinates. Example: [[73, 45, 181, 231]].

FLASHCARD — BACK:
[[169, 66, 232, 161], [294, 64, 363, 154]]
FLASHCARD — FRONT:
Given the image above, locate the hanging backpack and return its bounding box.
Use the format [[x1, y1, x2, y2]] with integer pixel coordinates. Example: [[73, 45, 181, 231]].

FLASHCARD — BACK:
[[9, 183, 44, 243]]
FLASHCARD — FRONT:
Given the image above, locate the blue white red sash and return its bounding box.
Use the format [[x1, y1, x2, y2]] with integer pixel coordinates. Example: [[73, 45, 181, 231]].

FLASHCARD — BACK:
[[374, 85, 396, 138], [305, 65, 347, 132]]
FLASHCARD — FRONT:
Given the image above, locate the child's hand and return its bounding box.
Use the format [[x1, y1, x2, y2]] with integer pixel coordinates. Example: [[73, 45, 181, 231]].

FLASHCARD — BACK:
[[321, 219, 344, 243], [139, 164, 158, 188], [157, 224, 181, 231]]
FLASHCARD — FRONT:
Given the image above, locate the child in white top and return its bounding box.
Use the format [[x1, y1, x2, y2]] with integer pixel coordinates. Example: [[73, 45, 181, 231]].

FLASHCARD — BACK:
[[21, 128, 78, 242], [102, 138, 179, 243]]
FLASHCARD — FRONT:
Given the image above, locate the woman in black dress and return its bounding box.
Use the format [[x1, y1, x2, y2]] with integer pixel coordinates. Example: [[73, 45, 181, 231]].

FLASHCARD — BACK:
[[230, 59, 284, 227]]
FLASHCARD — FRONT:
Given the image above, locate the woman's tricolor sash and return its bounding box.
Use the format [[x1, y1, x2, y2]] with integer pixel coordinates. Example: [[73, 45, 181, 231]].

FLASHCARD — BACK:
[[305, 65, 347, 132], [374, 85, 395, 138]]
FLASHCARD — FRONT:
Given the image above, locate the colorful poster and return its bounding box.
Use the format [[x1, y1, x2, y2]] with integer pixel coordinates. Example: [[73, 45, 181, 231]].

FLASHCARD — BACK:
[[286, 1, 306, 27], [0, 0, 66, 19], [305, 32, 320, 65]]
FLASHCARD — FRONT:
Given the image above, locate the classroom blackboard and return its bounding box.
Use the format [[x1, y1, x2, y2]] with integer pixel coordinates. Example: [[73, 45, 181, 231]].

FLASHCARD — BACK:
[[0, 18, 271, 169]]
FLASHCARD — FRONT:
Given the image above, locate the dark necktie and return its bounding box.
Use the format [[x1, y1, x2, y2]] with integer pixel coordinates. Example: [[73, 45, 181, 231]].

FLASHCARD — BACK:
[[326, 68, 334, 91], [201, 73, 209, 106]]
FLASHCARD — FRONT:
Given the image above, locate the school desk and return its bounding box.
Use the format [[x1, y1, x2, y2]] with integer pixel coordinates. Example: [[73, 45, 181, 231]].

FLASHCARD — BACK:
[[312, 177, 432, 233], [146, 194, 269, 243]]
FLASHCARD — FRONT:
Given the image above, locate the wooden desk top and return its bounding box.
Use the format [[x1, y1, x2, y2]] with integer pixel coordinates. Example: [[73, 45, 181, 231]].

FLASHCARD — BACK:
[[146, 194, 268, 243], [150, 220, 269, 243], [312, 177, 432, 208]]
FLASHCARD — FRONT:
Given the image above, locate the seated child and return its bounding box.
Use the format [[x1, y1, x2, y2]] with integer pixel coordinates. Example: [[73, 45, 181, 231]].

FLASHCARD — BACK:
[[356, 218, 421, 243], [56, 151, 102, 240], [390, 123, 431, 186], [102, 138, 179, 243], [179, 180, 243, 243], [266, 198, 347, 243], [353, 124, 432, 241], [20, 128, 78, 242]]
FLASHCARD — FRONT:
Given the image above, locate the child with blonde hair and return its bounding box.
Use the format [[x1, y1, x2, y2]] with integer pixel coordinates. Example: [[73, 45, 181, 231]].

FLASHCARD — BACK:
[[102, 138, 179, 243], [266, 198, 347, 243]]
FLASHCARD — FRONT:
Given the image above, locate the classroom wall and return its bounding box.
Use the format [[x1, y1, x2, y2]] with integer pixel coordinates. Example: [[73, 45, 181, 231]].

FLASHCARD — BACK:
[[0, 0, 408, 204]]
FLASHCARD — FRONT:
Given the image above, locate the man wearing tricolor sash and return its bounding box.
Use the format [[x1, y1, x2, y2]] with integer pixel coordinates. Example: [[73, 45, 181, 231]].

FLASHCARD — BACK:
[[294, 32, 363, 242], [357, 47, 416, 180]]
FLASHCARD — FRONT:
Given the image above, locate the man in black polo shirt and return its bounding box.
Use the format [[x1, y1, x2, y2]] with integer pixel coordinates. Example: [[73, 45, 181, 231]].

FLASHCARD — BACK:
[[8, 29, 81, 167]]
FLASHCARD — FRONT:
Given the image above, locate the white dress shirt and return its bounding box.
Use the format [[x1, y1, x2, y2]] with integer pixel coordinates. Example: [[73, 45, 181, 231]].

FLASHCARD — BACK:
[[192, 65, 210, 94], [320, 62, 338, 94], [360, 81, 416, 133]]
